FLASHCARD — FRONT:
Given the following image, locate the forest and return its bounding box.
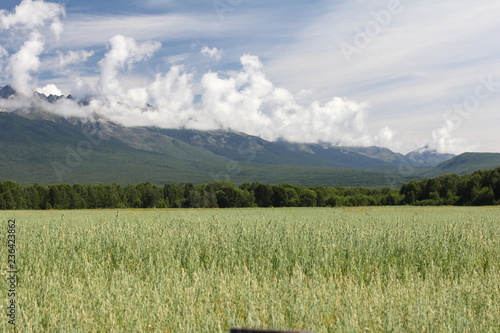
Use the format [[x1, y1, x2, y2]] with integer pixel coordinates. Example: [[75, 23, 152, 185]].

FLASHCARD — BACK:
[[0, 167, 499, 209]]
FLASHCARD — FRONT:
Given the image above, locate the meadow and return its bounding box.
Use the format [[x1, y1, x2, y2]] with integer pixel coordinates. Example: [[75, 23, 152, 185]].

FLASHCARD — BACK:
[[1, 207, 499, 332]]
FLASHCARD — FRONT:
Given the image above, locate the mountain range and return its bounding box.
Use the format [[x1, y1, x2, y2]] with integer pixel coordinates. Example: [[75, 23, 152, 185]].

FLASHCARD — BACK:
[[1, 85, 499, 187]]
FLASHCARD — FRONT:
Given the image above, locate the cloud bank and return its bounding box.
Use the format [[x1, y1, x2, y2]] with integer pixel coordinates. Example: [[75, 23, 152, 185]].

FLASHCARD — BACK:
[[63, 46, 377, 147], [0, 0, 392, 148], [4, 0, 489, 153]]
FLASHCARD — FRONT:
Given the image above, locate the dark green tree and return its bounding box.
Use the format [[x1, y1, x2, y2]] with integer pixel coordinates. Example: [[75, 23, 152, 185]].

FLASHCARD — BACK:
[[298, 189, 317, 207], [253, 183, 273, 207]]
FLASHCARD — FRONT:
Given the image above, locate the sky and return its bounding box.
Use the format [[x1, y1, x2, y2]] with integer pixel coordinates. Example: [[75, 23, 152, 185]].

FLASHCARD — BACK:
[[0, 0, 499, 154]]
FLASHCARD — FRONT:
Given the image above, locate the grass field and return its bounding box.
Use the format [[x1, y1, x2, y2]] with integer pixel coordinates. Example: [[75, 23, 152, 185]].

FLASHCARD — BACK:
[[1, 207, 499, 332]]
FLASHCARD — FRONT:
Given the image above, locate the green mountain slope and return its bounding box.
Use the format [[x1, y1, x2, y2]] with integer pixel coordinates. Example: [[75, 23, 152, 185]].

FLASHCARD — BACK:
[[0, 112, 233, 185], [0, 112, 404, 187], [154, 128, 391, 169], [3, 110, 494, 187], [427, 153, 500, 177]]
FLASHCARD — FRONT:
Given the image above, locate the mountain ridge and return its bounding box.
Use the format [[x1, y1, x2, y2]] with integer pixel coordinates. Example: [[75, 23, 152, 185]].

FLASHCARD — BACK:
[[0, 84, 453, 167], [2, 85, 497, 187], [426, 153, 500, 177]]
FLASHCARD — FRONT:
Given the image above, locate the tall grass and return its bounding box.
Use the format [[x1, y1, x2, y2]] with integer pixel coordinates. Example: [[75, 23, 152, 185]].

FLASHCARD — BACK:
[[1, 207, 499, 332]]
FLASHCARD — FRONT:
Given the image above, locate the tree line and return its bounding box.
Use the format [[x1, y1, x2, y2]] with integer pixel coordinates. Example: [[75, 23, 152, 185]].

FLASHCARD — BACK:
[[0, 167, 499, 209], [0, 181, 400, 210], [399, 167, 500, 206]]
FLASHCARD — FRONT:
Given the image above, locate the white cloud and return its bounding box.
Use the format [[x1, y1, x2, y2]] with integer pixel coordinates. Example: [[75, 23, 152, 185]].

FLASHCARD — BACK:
[[0, 0, 63, 29], [0, 0, 65, 39], [98, 34, 161, 95], [200, 46, 223, 61], [69, 76, 98, 98], [50, 18, 64, 41], [58, 50, 94, 68], [428, 120, 476, 154], [374, 126, 401, 151], [0, 21, 395, 148], [36, 83, 62, 96], [129, 54, 376, 146], [1, 0, 67, 96], [8, 31, 45, 96], [147, 65, 195, 126], [379, 126, 395, 142], [0, 94, 32, 110], [5, 48, 383, 147]]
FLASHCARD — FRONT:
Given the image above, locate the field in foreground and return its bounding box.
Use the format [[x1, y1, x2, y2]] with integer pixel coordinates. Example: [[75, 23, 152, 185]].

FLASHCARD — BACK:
[[1, 207, 499, 332]]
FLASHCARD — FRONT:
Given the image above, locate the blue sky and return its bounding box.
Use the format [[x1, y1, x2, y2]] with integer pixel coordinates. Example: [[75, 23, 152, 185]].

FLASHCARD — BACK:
[[1, 0, 499, 154]]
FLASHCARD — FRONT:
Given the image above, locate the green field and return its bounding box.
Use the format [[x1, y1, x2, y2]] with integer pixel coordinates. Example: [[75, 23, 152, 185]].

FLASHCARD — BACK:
[[1, 207, 499, 332]]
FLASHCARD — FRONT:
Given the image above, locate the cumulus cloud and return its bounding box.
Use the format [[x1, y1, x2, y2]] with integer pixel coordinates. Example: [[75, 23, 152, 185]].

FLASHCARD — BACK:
[[200, 46, 223, 61], [428, 120, 476, 154], [36, 83, 62, 96], [148, 66, 195, 125], [374, 126, 399, 149], [1, 27, 390, 148], [192, 54, 372, 145], [0, 0, 65, 39], [0, 0, 62, 28], [76, 51, 377, 146], [1, 0, 66, 95], [8, 31, 45, 96], [98, 34, 161, 95]]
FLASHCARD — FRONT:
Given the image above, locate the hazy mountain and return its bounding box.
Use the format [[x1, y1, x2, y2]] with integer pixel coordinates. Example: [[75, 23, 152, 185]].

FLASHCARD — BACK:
[[342, 146, 408, 165], [405, 146, 456, 167], [0, 85, 16, 99]]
